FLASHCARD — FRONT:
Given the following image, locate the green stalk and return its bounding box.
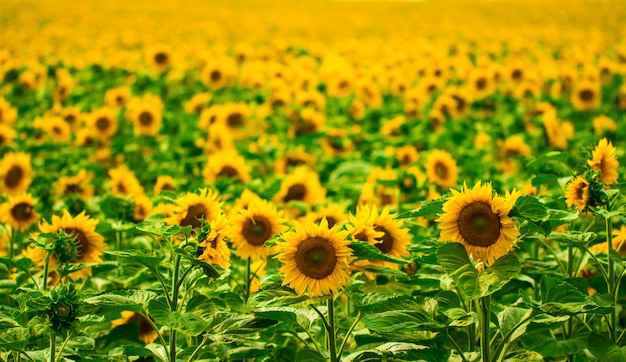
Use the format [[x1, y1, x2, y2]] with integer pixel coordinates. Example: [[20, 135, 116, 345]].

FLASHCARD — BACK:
[[606, 214, 617, 342], [170, 253, 182, 362], [337, 313, 363, 358], [479, 295, 491, 362], [42, 251, 52, 291], [245, 257, 251, 302], [49, 332, 55, 362], [55, 334, 71, 362], [328, 297, 338, 362], [186, 335, 208, 362]]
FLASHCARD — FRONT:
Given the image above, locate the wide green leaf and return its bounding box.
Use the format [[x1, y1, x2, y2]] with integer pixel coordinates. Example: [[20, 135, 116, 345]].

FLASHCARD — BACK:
[[104, 249, 164, 270], [587, 333, 626, 362], [349, 241, 409, 264]]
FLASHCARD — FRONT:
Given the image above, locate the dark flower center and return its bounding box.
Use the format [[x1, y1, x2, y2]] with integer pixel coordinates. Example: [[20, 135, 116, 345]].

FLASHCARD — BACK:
[[96, 117, 111, 131], [227, 113, 244, 128], [374, 226, 394, 254], [295, 236, 337, 279], [139, 111, 153, 126], [283, 183, 307, 203], [210, 70, 222, 82], [242, 216, 273, 246], [579, 89, 594, 102], [62, 227, 89, 260], [11, 202, 33, 221], [457, 201, 501, 247], [180, 203, 208, 229], [154, 52, 168, 65], [476, 77, 487, 90], [5, 165, 24, 188], [434, 161, 448, 179], [217, 165, 239, 179]]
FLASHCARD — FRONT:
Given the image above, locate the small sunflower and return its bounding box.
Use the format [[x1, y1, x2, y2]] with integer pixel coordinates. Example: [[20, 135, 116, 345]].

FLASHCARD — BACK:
[[154, 175, 175, 194], [201, 59, 236, 90], [132, 195, 153, 222], [593, 115, 617, 136], [128, 101, 162, 137], [197, 213, 231, 269], [0, 151, 33, 195], [184, 92, 213, 114], [111, 311, 158, 344], [218, 102, 249, 134], [437, 182, 520, 266], [589, 225, 626, 254], [273, 167, 326, 206], [147, 44, 172, 73], [572, 81, 601, 111], [0, 193, 40, 231], [167, 189, 223, 229], [231, 189, 263, 214], [395, 145, 419, 167], [277, 218, 353, 296], [89, 108, 118, 141], [203, 149, 251, 184], [304, 204, 347, 229], [588, 138, 619, 186], [108, 165, 144, 197], [0, 124, 17, 147], [56, 169, 94, 199], [425, 150, 458, 188], [33, 116, 71, 143], [230, 199, 287, 260], [0, 97, 17, 125], [274, 147, 315, 175], [104, 87, 132, 108], [39, 211, 105, 280], [565, 176, 590, 212]]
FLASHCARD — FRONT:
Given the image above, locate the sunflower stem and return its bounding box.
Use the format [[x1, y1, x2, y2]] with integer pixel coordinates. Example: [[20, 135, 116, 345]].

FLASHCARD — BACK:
[[186, 334, 208, 362], [337, 313, 363, 358], [42, 250, 52, 291], [479, 295, 490, 362], [245, 257, 251, 302], [327, 296, 338, 362], [49, 332, 55, 362], [55, 333, 71, 362], [606, 213, 617, 342], [170, 253, 182, 362]]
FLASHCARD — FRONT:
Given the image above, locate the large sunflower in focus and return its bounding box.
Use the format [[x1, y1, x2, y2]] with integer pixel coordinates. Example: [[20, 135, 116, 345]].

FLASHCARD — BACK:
[[437, 182, 520, 266], [588, 138, 619, 186], [167, 189, 223, 229], [425, 150, 458, 188], [277, 219, 352, 296], [230, 199, 287, 260], [39, 211, 105, 280], [0, 151, 33, 195]]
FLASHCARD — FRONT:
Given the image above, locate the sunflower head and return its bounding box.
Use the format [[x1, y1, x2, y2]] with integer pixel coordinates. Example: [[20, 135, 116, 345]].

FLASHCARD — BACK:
[[425, 150, 458, 188], [0, 192, 40, 231], [0, 151, 33, 195], [437, 182, 520, 266], [230, 199, 287, 260], [277, 218, 353, 296], [587, 138, 619, 186], [167, 188, 224, 230], [197, 213, 231, 270], [565, 176, 590, 212]]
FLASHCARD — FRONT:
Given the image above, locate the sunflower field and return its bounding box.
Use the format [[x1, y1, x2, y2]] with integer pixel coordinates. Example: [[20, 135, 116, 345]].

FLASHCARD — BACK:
[[1, 0, 626, 361]]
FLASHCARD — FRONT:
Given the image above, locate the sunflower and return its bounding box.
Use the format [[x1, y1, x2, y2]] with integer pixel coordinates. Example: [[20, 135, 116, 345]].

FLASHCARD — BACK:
[[147, 44, 172, 73], [425, 150, 458, 188], [348, 98, 366, 120], [167, 188, 223, 229], [203, 149, 251, 184], [108, 165, 144, 197], [358, 205, 411, 268], [0, 193, 39, 231], [273, 167, 326, 206], [198, 105, 223, 131], [132, 195, 153, 222], [39, 211, 105, 280], [104, 87, 132, 108], [0, 151, 33, 195], [0, 227, 9, 256], [589, 225, 626, 254], [543, 116, 574, 150], [474, 131, 491, 148], [201, 59, 236, 89], [469, 68, 494, 99], [347, 206, 384, 245], [230, 199, 287, 260], [588, 138, 619, 186], [154, 175, 175, 194], [355, 80, 383, 108], [437, 182, 520, 266], [0, 124, 17, 147], [381, 116, 406, 137], [290, 107, 326, 137], [274, 146, 315, 175], [56, 169, 95, 199], [128, 102, 162, 137], [184, 92, 213, 114], [571, 81, 601, 111], [0, 97, 18, 125], [565, 176, 590, 211], [197, 213, 231, 269], [33, 116, 71, 143], [304, 204, 347, 229], [217, 102, 249, 134], [111, 311, 158, 344], [295, 90, 326, 111], [326, 74, 354, 99], [593, 115, 617, 136], [395, 145, 419, 167], [89, 108, 118, 141], [277, 218, 352, 296]]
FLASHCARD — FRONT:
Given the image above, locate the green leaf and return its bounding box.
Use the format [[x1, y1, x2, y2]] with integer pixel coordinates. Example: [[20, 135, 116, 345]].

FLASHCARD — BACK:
[[437, 243, 521, 299], [395, 197, 446, 219], [587, 333, 626, 362], [498, 307, 532, 343], [167, 311, 207, 335], [104, 249, 164, 269], [363, 310, 445, 333], [539, 276, 612, 315], [349, 241, 408, 264], [84, 290, 154, 313], [512, 196, 548, 221], [254, 308, 298, 325], [0, 327, 30, 349], [123, 345, 158, 358], [295, 349, 326, 362]]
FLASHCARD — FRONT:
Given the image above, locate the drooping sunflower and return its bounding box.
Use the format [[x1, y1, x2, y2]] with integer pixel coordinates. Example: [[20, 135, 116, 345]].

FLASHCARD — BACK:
[[39, 211, 105, 280], [167, 188, 223, 229], [197, 213, 231, 269], [425, 150, 458, 188], [273, 167, 326, 206], [588, 138, 619, 186], [277, 218, 353, 296], [0, 151, 33, 195], [56, 169, 94, 199], [154, 175, 175, 194], [203, 149, 251, 184], [230, 199, 287, 260], [437, 182, 520, 266], [89, 108, 118, 141], [108, 165, 144, 197], [565, 176, 590, 211], [111, 311, 158, 344], [0, 193, 40, 231]]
